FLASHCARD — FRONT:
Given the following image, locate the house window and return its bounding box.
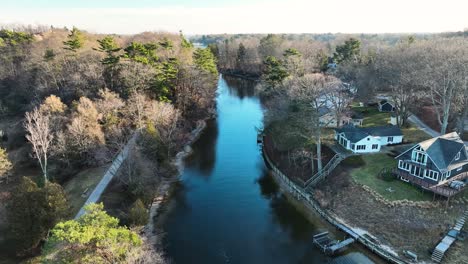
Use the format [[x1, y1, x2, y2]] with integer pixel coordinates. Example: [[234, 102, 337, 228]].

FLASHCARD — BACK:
[[372, 144, 378, 150], [351, 144, 355, 150], [356, 145, 366, 150], [399, 161, 411, 172], [410, 166, 423, 178], [455, 152, 460, 161], [457, 167, 462, 172], [424, 169, 439, 181], [411, 149, 427, 165], [387, 137, 394, 143], [442, 171, 452, 179]]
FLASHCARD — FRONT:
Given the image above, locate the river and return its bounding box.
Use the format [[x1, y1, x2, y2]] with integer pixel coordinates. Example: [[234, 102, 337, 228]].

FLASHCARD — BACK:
[[162, 75, 375, 263]]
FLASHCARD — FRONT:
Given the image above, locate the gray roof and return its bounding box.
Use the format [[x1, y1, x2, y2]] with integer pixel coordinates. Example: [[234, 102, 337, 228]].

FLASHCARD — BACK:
[[335, 124, 403, 143], [418, 132, 466, 170], [318, 106, 331, 117]]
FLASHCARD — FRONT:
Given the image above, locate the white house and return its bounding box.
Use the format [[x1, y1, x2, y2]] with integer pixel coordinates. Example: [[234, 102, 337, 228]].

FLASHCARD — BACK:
[[334, 125, 404, 153]]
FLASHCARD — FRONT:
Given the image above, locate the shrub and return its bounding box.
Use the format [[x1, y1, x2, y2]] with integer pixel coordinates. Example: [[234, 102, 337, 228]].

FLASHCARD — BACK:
[[128, 199, 148, 227]]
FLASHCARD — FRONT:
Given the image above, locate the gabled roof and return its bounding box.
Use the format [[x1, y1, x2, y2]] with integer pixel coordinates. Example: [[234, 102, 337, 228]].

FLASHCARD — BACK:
[[396, 132, 467, 170], [335, 125, 402, 143]]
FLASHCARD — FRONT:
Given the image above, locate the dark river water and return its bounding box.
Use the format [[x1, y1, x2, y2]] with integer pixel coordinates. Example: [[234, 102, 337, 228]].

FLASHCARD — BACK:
[[162, 75, 376, 264]]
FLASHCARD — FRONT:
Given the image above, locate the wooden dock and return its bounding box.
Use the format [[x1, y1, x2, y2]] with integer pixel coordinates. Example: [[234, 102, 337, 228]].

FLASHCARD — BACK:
[[313, 231, 355, 255], [431, 210, 467, 263]]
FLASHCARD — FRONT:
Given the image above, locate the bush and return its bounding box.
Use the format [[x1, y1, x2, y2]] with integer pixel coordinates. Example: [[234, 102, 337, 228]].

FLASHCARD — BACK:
[[128, 199, 148, 227], [342, 156, 365, 167], [381, 171, 396, 182]]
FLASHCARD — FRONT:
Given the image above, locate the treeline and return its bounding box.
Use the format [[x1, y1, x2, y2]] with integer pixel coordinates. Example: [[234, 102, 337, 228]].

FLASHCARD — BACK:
[[0, 27, 217, 262], [208, 33, 467, 134]]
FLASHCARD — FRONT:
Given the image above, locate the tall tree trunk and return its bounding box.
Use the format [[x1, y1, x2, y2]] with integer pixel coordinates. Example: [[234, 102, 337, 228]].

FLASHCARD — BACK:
[[316, 135, 322, 172]]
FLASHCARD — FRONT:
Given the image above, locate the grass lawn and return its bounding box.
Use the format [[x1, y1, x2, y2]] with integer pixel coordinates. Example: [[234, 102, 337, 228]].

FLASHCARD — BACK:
[[351, 105, 391, 127], [401, 124, 432, 143], [64, 166, 109, 216], [350, 154, 432, 201]]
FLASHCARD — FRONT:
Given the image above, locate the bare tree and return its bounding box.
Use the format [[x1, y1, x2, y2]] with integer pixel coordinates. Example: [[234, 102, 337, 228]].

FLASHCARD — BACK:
[[288, 73, 341, 172], [325, 85, 350, 127], [375, 45, 423, 127], [419, 40, 467, 134], [24, 107, 53, 182]]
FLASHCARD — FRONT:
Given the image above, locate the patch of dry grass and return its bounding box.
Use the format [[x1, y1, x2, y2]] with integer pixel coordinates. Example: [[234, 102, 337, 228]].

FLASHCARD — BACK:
[[64, 166, 109, 216]]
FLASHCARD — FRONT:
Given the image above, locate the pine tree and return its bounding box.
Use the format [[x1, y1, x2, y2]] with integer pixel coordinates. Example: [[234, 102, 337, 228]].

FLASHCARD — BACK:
[[63, 27, 85, 53]]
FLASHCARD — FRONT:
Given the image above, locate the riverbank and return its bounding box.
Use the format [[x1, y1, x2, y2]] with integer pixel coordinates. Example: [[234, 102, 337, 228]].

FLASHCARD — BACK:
[[144, 120, 208, 252], [315, 163, 466, 263], [261, 138, 410, 264]]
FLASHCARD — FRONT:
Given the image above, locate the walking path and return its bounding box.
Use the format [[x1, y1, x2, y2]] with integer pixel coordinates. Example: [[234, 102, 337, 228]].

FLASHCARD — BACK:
[[407, 114, 440, 138], [75, 133, 138, 219]]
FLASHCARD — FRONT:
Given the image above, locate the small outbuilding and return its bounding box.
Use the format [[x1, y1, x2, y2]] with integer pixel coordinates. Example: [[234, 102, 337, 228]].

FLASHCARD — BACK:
[[378, 100, 395, 112]]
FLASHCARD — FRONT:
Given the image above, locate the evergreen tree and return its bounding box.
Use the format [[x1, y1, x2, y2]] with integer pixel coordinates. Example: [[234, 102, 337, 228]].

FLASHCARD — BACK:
[[43, 48, 56, 61], [63, 27, 85, 53], [128, 199, 148, 226], [159, 37, 174, 50], [180, 31, 193, 49], [263, 56, 289, 88], [236, 42, 247, 73], [45, 203, 141, 263], [333, 38, 361, 64], [124, 42, 159, 65], [193, 48, 218, 75], [7, 177, 68, 253], [282, 48, 303, 76], [95, 36, 122, 90], [152, 58, 179, 102]]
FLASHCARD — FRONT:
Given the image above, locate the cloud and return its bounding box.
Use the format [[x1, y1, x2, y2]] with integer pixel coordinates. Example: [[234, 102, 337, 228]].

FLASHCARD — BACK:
[[0, 0, 466, 34]]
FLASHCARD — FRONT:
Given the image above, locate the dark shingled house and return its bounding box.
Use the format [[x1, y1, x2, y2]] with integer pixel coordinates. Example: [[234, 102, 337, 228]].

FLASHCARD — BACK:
[[395, 132, 468, 184], [377, 100, 395, 112]]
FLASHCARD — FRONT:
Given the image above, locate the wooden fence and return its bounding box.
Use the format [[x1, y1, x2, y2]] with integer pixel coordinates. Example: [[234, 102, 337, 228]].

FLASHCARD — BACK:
[[261, 142, 409, 264]]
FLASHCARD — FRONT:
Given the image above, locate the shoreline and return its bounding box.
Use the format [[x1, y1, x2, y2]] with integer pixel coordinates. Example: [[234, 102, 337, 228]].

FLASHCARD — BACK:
[[261, 139, 409, 264], [144, 119, 208, 250]]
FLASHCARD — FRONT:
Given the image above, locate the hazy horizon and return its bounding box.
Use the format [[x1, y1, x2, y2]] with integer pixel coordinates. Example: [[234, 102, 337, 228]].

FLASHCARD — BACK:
[[1, 0, 467, 35]]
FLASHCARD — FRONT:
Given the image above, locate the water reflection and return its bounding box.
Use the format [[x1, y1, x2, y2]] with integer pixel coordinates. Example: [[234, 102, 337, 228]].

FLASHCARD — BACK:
[[223, 75, 257, 99], [185, 119, 218, 177], [257, 172, 315, 241]]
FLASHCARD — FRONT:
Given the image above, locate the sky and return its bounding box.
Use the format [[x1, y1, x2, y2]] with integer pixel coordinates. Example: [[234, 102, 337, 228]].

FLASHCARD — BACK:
[[1, 0, 467, 35]]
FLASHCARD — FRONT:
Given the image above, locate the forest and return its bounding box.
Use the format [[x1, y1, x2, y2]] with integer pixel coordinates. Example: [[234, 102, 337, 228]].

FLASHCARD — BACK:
[[0, 26, 217, 263]]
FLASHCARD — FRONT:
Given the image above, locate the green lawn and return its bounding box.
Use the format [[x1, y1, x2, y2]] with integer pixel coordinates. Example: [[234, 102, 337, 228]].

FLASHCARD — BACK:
[[351, 105, 391, 127], [64, 166, 109, 216], [350, 154, 432, 201]]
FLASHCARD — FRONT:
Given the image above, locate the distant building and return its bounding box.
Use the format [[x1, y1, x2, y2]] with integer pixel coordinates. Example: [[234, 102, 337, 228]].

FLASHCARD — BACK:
[[378, 100, 395, 112], [395, 132, 468, 184], [319, 108, 364, 128], [334, 125, 403, 153]]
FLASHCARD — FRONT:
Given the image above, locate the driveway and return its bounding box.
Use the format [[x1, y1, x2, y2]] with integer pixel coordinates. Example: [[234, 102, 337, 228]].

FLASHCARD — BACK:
[[408, 114, 468, 145]]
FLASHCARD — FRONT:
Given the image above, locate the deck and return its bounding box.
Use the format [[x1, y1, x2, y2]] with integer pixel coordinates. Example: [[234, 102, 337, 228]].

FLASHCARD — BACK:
[[392, 169, 467, 198]]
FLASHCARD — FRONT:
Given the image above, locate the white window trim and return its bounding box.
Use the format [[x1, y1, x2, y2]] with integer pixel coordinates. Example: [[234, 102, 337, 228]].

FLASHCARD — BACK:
[[424, 169, 439, 181], [411, 150, 427, 165], [455, 152, 460, 161]]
